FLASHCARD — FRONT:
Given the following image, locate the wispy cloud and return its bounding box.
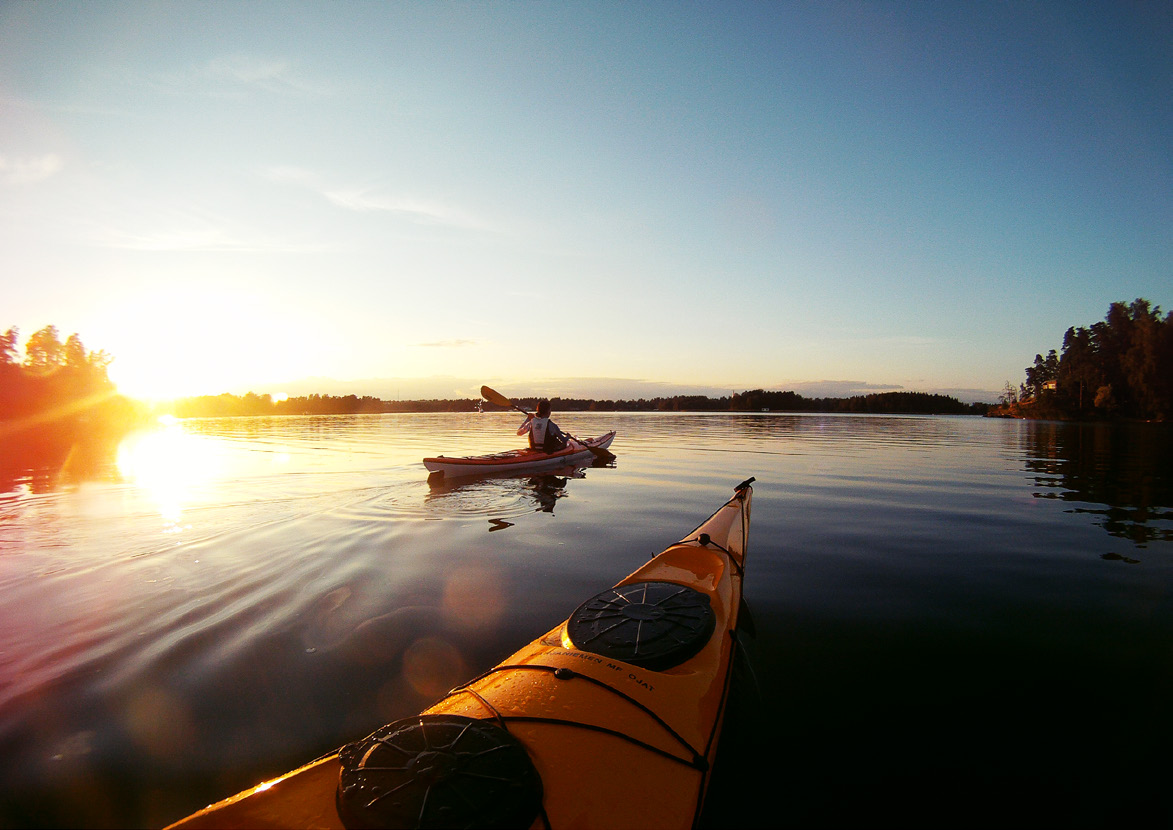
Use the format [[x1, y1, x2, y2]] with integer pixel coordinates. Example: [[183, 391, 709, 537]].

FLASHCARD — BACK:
[[234, 374, 999, 404], [201, 56, 311, 93], [784, 380, 905, 398], [498, 377, 737, 400], [0, 153, 63, 185], [93, 226, 274, 252], [264, 167, 493, 231], [324, 188, 470, 225], [135, 55, 327, 98], [86, 206, 329, 253], [413, 339, 480, 348]]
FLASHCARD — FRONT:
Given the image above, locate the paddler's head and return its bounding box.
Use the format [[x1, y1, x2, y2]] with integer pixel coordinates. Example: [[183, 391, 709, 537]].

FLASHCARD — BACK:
[[537, 399, 551, 417]]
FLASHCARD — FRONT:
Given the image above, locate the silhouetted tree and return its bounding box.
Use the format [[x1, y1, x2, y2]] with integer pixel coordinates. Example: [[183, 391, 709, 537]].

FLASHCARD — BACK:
[[1006, 299, 1171, 421], [1, 325, 118, 419], [0, 328, 18, 365], [1058, 325, 1101, 414], [24, 325, 65, 374], [1, 325, 141, 486], [1120, 300, 1168, 419]]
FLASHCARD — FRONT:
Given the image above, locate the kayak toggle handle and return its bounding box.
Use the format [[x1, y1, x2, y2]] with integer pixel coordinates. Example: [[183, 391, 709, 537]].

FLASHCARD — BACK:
[[734, 476, 756, 492]]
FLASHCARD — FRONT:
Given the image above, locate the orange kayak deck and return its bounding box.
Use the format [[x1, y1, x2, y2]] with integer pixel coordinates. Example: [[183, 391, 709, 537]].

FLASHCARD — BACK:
[[168, 477, 754, 830]]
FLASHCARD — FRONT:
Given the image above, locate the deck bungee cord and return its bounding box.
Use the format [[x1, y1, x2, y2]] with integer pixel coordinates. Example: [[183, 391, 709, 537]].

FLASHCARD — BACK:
[[167, 478, 755, 830]]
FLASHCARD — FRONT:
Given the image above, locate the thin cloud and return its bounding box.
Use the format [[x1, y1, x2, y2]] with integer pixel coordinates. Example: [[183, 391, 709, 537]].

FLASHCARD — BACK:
[[0, 91, 138, 118], [87, 207, 329, 253], [202, 56, 305, 91], [92, 226, 292, 252], [327, 188, 491, 230], [135, 55, 327, 98], [501, 377, 736, 400], [265, 167, 492, 231], [0, 153, 63, 185], [414, 339, 479, 348], [784, 380, 905, 398]]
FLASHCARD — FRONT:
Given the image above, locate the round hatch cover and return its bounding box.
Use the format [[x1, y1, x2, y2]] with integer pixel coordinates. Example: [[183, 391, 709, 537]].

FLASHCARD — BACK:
[[566, 581, 716, 671], [336, 714, 542, 829]]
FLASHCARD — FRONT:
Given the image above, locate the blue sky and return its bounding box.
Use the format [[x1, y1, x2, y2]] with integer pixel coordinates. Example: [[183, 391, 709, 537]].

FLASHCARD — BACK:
[[2, 1, 1169, 403]]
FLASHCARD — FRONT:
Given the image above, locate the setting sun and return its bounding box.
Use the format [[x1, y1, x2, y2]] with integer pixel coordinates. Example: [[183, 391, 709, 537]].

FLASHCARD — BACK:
[[98, 285, 337, 400]]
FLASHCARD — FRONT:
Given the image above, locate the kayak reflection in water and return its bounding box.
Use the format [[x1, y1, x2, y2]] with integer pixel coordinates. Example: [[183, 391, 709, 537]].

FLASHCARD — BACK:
[[517, 399, 573, 453], [526, 474, 569, 513], [425, 467, 585, 526]]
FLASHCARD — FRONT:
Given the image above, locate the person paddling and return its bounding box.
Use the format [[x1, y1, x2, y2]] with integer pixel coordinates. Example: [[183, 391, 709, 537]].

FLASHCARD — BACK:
[[517, 399, 572, 453]]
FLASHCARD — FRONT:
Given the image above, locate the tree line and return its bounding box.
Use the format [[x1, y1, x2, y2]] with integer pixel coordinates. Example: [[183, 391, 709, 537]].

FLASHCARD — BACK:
[[0, 324, 988, 426], [1, 325, 145, 488], [991, 298, 1172, 421], [0, 325, 134, 423], [166, 388, 986, 418], [169, 393, 483, 418]]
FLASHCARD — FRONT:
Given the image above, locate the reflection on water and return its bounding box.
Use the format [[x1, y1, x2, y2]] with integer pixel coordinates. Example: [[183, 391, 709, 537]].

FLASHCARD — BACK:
[[425, 454, 616, 530], [116, 419, 225, 524], [1022, 421, 1173, 546], [0, 422, 123, 495], [2, 412, 1172, 829]]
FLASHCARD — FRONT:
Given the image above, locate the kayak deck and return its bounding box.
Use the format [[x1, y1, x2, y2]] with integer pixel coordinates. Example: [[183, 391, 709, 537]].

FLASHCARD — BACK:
[[423, 430, 616, 477], [167, 477, 753, 830]]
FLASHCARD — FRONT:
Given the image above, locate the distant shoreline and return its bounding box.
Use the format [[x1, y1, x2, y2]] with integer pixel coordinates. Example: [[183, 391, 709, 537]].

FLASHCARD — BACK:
[[153, 389, 990, 418]]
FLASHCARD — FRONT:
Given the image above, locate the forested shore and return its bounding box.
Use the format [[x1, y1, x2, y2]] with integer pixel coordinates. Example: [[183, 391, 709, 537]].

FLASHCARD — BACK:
[[164, 389, 987, 418], [989, 299, 1171, 422], [2, 328, 144, 427], [0, 324, 989, 433], [8, 298, 1170, 446], [1, 326, 145, 487]]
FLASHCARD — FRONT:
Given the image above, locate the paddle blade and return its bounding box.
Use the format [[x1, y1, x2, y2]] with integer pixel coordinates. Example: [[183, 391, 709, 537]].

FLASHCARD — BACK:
[[480, 385, 513, 408]]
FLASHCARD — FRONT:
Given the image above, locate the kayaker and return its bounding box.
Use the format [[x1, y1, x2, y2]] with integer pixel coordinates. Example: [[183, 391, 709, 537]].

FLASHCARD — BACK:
[[517, 399, 569, 452]]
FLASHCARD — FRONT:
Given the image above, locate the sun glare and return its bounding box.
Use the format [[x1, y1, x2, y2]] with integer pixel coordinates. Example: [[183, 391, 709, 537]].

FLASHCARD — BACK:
[[98, 286, 335, 400], [117, 421, 222, 523]]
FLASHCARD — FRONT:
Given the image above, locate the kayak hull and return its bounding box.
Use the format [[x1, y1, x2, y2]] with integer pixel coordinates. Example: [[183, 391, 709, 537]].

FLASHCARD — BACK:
[[167, 478, 753, 830], [423, 430, 616, 477]]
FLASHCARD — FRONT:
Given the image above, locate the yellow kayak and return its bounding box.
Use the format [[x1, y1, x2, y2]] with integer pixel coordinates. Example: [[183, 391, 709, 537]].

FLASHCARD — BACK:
[[167, 477, 755, 830]]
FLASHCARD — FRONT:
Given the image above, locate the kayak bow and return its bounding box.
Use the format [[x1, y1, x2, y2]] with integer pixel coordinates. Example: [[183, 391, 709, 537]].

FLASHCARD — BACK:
[[167, 477, 754, 830]]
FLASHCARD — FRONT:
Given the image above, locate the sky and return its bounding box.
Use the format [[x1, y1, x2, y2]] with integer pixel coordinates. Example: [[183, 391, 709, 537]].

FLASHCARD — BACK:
[[1, 1, 1170, 404]]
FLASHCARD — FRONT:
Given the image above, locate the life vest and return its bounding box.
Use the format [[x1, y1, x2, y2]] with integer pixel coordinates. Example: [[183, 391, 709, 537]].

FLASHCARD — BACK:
[[520, 415, 568, 452], [527, 416, 549, 449]]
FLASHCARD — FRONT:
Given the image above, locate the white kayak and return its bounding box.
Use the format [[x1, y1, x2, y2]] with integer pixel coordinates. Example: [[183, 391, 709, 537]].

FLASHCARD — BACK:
[[423, 431, 616, 478]]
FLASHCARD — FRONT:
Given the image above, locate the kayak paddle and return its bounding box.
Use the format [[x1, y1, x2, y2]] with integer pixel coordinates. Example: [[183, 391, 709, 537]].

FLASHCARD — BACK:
[[480, 385, 615, 461]]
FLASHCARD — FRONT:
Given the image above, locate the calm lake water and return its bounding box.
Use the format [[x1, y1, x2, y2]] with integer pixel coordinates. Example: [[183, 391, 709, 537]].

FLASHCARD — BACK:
[[2, 412, 1172, 828]]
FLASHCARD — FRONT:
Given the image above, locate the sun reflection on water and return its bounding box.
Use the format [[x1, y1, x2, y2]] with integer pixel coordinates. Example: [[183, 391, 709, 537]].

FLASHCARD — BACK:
[[117, 419, 223, 524]]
